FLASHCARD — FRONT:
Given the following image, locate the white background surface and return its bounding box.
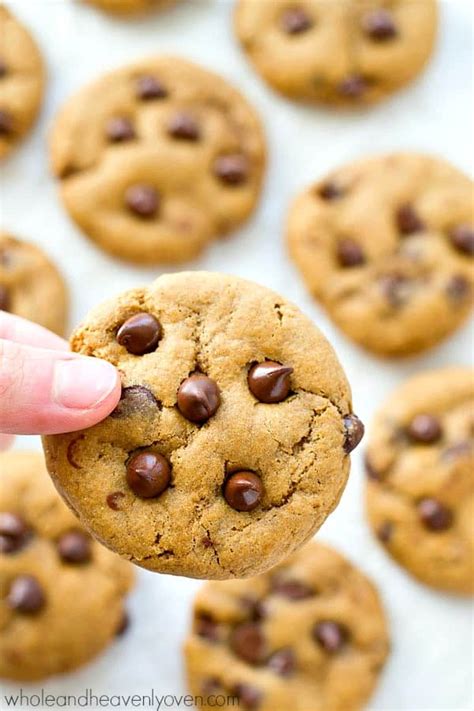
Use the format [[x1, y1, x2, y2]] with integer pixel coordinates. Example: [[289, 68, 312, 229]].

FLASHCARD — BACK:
[[0, 1, 473, 709]]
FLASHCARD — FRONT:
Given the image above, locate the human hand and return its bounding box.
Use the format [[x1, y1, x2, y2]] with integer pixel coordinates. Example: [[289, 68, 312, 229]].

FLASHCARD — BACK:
[[0, 311, 121, 449]]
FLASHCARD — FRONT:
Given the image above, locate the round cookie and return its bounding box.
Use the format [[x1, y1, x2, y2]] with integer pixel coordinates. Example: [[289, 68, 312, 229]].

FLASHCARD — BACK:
[[0, 8, 45, 159], [287, 153, 474, 357], [0, 451, 134, 681], [84, 0, 176, 14], [0, 233, 68, 336], [50, 57, 266, 264], [184, 541, 390, 711], [42, 272, 363, 580], [365, 368, 474, 595], [234, 0, 437, 106]]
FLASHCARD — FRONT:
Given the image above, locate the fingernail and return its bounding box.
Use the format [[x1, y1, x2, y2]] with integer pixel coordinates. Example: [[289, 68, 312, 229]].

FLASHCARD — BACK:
[[54, 358, 119, 410]]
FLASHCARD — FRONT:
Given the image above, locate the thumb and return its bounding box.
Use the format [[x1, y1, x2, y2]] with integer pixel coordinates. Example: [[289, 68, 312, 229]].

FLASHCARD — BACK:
[[0, 339, 121, 435]]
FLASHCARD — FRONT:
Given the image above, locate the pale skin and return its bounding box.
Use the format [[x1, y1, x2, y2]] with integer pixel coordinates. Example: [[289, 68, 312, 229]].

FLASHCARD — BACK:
[[0, 312, 121, 450]]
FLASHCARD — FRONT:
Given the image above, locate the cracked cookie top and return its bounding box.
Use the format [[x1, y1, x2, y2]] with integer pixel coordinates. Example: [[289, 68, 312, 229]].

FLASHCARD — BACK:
[[184, 541, 389, 711], [0, 451, 134, 681], [0, 7, 45, 158], [234, 0, 437, 106], [50, 56, 266, 264], [42, 272, 361, 579], [287, 153, 474, 357], [365, 367, 474, 595]]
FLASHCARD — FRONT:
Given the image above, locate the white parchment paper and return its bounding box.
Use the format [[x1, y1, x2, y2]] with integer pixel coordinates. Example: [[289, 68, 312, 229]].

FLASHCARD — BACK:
[[0, 1, 473, 709]]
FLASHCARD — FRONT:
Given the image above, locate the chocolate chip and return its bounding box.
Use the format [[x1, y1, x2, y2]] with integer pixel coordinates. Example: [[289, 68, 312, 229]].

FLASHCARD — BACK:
[[247, 361, 293, 404], [135, 75, 168, 100], [126, 451, 171, 499], [441, 441, 472, 462], [407, 414, 442, 444], [233, 684, 262, 710], [201, 535, 213, 549], [231, 622, 265, 665], [379, 273, 411, 307], [313, 621, 347, 653], [0, 513, 30, 554], [117, 313, 162, 355], [167, 113, 200, 141], [106, 491, 126, 510], [318, 182, 343, 200], [272, 579, 314, 600], [280, 7, 313, 34], [338, 75, 367, 99], [396, 204, 425, 235], [7, 575, 45, 614], [196, 614, 220, 642], [417, 498, 453, 531], [111, 385, 160, 418], [57, 531, 91, 564], [449, 224, 474, 255], [0, 59, 7, 78], [377, 521, 394, 544], [365, 455, 382, 481], [337, 238, 365, 267], [106, 117, 135, 142], [343, 414, 364, 453], [202, 677, 221, 696], [224, 472, 264, 512], [177, 374, 221, 423], [66, 435, 84, 470], [116, 611, 130, 636], [267, 648, 296, 676], [446, 274, 470, 302], [362, 9, 397, 40], [0, 110, 13, 135], [0, 285, 10, 312], [125, 184, 160, 218], [241, 596, 267, 621], [214, 154, 249, 185]]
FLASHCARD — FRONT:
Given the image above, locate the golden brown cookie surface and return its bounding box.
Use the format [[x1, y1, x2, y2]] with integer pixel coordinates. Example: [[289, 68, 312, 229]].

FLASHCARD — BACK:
[[0, 8, 44, 158], [84, 0, 176, 14], [287, 153, 474, 357], [366, 368, 474, 595], [42, 272, 362, 579], [50, 57, 266, 264], [184, 542, 390, 711], [0, 233, 68, 336], [0, 451, 134, 681], [235, 0, 437, 106]]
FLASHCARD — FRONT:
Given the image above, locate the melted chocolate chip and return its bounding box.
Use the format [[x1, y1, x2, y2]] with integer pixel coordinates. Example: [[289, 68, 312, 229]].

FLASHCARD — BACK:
[[446, 274, 470, 302], [379, 273, 411, 307], [272, 579, 314, 600], [449, 224, 474, 255], [362, 9, 397, 40], [0, 110, 13, 135], [214, 154, 249, 185], [125, 184, 160, 218], [66, 435, 84, 470], [365, 455, 382, 481], [407, 414, 442, 444], [0, 59, 7, 78], [231, 622, 265, 665], [343, 414, 364, 453], [280, 7, 313, 34], [167, 113, 200, 141], [7, 575, 45, 614], [0, 285, 10, 312], [396, 204, 425, 235], [0, 513, 30, 554], [126, 451, 171, 498], [247, 361, 293, 404], [106, 491, 126, 510], [111, 385, 160, 418], [116, 611, 130, 636], [441, 441, 472, 462], [196, 614, 220, 642], [313, 621, 347, 653], [233, 684, 262, 710], [337, 238, 365, 267], [417, 498, 453, 531], [177, 374, 221, 423], [267, 648, 296, 676], [338, 75, 367, 99], [318, 182, 344, 200], [57, 531, 91, 564], [377, 521, 394, 544], [117, 313, 162, 355], [106, 117, 135, 142], [224, 472, 264, 512], [135, 75, 168, 100]]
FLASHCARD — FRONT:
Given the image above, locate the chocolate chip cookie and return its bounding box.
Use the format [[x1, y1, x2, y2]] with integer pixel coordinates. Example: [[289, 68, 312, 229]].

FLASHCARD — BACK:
[[0, 7, 45, 159], [235, 0, 437, 106], [0, 451, 134, 681], [84, 0, 176, 14], [184, 541, 389, 711], [42, 272, 363, 579], [366, 368, 474, 595], [287, 153, 474, 357], [0, 233, 68, 336], [50, 57, 266, 264]]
